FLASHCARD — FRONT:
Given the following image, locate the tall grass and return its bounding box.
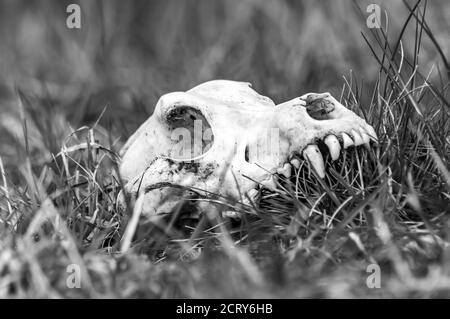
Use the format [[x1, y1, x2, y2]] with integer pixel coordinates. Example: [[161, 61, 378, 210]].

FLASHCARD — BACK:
[[0, 0, 449, 298]]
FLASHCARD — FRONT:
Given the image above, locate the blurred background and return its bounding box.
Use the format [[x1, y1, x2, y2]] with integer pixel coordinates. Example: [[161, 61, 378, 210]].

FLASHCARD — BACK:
[[0, 0, 449, 162]]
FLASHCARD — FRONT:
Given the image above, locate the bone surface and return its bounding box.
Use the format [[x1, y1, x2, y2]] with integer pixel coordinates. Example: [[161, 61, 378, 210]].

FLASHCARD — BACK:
[[119, 80, 377, 218]]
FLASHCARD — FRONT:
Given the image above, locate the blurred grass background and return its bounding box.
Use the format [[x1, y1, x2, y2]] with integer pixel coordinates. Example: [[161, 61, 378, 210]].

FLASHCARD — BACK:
[[0, 0, 449, 152]]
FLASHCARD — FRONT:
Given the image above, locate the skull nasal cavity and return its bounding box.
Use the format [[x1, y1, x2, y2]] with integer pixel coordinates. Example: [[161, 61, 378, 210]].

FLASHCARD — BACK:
[[306, 98, 335, 120], [167, 106, 214, 160]]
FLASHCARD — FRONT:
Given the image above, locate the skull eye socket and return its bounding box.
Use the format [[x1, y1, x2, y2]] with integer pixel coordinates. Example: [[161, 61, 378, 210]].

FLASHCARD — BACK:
[[166, 106, 214, 160]]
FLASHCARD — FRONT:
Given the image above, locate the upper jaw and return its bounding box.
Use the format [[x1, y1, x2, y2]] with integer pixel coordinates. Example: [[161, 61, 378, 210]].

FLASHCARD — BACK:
[[294, 126, 377, 178], [243, 124, 378, 199]]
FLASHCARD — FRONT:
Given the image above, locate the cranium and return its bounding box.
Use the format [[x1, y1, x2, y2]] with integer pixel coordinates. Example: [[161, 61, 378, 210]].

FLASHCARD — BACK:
[[119, 80, 377, 219]]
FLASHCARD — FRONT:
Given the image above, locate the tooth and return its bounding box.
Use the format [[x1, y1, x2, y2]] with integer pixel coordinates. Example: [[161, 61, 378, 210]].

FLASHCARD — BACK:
[[359, 128, 370, 145], [351, 129, 364, 146], [247, 188, 259, 199], [290, 158, 301, 169], [324, 135, 341, 161], [302, 144, 325, 179], [261, 176, 277, 191], [277, 163, 292, 178], [341, 133, 354, 149], [366, 126, 378, 143], [243, 188, 259, 205], [360, 130, 372, 150]]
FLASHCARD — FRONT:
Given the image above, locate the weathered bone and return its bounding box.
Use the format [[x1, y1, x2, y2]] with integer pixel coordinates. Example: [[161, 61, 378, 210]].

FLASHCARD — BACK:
[[119, 80, 377, 218]]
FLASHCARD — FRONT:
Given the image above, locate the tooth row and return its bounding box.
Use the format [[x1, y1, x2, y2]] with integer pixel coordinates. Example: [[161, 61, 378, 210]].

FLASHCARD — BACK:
[[259, 127, 377, 188]]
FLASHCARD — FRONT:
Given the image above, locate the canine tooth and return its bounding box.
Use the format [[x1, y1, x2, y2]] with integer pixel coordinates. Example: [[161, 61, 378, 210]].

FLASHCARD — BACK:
[[277, 163, 292, 178], [290, 158, 301, 169], [324, 135, 341, 161], [341, 133, 354, 149], [302, 145, 325, 178], [261, 176, 277, 191], [351, 129, 364, 146]]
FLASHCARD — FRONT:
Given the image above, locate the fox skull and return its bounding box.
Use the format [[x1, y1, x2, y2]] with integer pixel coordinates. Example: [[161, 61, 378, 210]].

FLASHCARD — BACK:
[[119, 80, 377, 219]]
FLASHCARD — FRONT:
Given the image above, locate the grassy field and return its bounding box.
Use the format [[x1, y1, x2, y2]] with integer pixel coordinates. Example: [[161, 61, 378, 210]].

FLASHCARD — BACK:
[[0, 0, 449, 298]]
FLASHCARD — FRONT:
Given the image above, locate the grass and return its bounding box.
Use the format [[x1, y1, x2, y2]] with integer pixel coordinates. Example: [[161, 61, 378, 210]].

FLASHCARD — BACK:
[[0, 0, 449, 298]]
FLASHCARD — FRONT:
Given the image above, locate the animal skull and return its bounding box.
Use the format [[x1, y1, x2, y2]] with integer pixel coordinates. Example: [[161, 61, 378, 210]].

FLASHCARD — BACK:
[[119, 80, 377, 219]]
